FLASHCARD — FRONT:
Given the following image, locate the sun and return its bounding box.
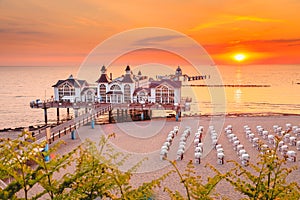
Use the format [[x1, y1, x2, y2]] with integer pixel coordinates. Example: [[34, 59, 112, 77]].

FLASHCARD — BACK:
[[233, 53, 246, 62]]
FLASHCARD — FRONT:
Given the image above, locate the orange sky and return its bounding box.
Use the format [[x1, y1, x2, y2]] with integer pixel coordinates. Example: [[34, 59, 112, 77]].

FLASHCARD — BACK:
[[0, 0, 300, 66]]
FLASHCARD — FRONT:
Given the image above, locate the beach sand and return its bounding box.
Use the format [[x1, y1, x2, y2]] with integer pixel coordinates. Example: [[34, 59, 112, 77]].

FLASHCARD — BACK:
[[16, 115, 300, 199]]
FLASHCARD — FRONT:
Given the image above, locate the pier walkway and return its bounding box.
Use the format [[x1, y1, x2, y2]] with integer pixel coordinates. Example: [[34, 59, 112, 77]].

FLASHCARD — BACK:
[[32, 103, 112, 144], [30, 100, 182, 144]]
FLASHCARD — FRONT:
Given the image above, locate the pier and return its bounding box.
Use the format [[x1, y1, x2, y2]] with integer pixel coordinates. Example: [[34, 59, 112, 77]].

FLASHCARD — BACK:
[[30, 100, 182, 143], [28, 65, 192, 143], [31, 103, 112, 143]]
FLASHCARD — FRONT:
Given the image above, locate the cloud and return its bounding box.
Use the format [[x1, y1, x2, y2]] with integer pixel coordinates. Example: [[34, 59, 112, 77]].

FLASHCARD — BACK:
[[73, 16, 100, 27], [234, 16, 283, 23], [239, 38, 300, 47], [0, 27, 51, 37], [203, 38, 300, 51], [133, 35, 185, 46], [263, 38, 300, 43], [0, 29, 9, 33], [190, 15, 284, 31]]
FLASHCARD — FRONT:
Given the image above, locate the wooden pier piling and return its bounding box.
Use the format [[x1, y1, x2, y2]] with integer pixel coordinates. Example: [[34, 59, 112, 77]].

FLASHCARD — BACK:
[[43, 107, 48, 125], [56, 108, 60, 124]]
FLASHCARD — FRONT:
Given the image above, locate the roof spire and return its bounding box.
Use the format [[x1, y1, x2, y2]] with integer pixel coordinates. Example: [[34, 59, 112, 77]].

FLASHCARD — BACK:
[[68, 74, 74, 79], [176, 66, 182, 76], [101, 65, 106, 74], [125, 65, 131, 75]]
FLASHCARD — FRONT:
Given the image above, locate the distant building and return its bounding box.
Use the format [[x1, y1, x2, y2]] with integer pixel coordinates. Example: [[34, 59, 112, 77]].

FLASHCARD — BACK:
[[96, 65, 135, 103], [53, 65, 183, 104], [52, 75, 96, 103]]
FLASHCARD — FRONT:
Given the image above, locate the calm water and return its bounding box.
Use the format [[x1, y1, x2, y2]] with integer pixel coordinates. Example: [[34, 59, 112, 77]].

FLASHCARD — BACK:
[[0, 65, 299, 129]]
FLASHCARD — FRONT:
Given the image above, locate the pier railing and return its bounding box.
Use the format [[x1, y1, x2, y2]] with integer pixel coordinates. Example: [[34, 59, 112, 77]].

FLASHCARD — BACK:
[[32, 103, 112, 144], [30, 99, 103, 109]]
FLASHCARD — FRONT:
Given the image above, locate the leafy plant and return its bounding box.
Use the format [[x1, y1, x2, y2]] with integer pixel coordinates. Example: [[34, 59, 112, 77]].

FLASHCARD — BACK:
[[0, 130, 76, 199], [3, 129, 299, 200], [55, 133, 168, 200], [224, 136, 300, 200], [164, 160, 223, 200]]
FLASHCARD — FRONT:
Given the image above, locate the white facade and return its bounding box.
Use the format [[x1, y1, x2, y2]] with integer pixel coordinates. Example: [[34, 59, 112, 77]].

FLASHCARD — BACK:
[[52, 75, 91, 103], [53, 65, 183, 105]]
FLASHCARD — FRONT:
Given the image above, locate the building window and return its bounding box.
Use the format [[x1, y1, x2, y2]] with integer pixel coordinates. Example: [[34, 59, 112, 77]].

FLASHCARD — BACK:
[[110, 84, 121, 91], [169, 89, 174, 103], [100, 84, 106, 102], [124, 84, 131, 103], [155, 87, 161, 103], [155, 85, 174, 104], [58, 82, 75, 100], [109, 84, 122, 103], [137, 91, 149, 103], [87, 90, 93, 102], [161, 86, 168, 103]]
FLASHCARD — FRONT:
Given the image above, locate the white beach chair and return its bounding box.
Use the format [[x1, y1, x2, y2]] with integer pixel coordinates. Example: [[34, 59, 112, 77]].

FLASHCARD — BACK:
[[194, 138, 200, 147], [216, 144, 222, 150], [245, 130, 252, 139], [195, 146, 202, 153], [268, 135, 275, 144], [233, 140, 240, 151], [286, 123, 292, 132], [241, 154, 250, 166], [273, 125, 279, 133], [231, 136, 238, 143], [280, 145, 288, 156], [194, 152, 202, 164], [217, 148, 224, 154], [289, 136, 296, 146], [262, 130, 269, 139], [217, 152, 225, 165], [238, 149, 247, 158], [160, 149, 168, 160], [296, 141, 300, 151], [287, 150, 296, 162], [236, 144, 244, 153], [260, 144, 269, 154], [278, 141, 284, 150], [249, 133, 255, 142], [198, 126, 204, 132], [283, 134, 290, 143]]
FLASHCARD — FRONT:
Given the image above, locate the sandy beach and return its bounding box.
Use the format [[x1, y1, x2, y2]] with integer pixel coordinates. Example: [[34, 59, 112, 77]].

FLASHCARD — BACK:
[[22, 114, 298, 199]]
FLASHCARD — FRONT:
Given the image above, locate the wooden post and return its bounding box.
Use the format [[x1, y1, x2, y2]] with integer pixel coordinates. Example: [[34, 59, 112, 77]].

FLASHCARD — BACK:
[[56, 108, 60, 124], [67, 108, 70, 119], [74, 109, 78, 118], [117, 109, 119, 122], [46, 127, 51, 144], [120, 109, 123, 122], [43, 107, 48, 125], [109, 110, 113, 123]]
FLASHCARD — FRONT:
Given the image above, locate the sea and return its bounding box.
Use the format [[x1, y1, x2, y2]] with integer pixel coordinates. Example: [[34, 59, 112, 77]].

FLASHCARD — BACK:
[[0, 65, 299, 130]]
